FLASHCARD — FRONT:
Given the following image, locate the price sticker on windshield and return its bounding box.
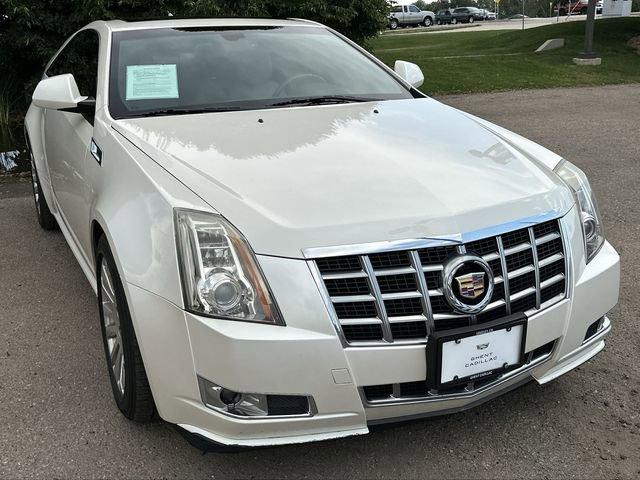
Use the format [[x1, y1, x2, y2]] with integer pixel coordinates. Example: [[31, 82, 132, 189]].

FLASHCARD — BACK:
[[125, 64, 179, 101]]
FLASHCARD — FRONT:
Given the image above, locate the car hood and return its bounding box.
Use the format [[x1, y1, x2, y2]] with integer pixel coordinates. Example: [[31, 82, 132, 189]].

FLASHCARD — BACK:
[[113, 98, 574, 258]]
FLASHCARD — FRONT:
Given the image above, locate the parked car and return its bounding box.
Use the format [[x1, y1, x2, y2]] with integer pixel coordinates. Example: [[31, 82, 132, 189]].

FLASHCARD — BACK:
[[389, 3, 436, 28], [509, 13, 530, 19], [482, 9, 498, 20], [435, 9, 455, 25], [26, 17, 619, 450], [452, 7, 484, 24]]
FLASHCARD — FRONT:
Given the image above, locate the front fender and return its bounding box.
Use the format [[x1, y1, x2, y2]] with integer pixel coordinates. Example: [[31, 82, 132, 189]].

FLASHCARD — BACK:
[[88, 115, 212, 308]]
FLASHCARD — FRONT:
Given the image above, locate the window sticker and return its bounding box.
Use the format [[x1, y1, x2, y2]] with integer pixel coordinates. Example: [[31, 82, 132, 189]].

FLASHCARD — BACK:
[[125, 64, 179, 100]]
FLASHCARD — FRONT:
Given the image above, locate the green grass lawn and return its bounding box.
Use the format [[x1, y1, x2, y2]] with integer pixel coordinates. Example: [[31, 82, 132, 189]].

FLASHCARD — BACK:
[[371, 17, 640, 95]]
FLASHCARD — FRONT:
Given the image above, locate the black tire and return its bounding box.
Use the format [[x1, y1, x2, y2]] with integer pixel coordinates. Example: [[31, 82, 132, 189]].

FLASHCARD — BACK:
[[469, 16, 475, 23], [390, 19, 398, 30], [27, 142, 57, 231], [97, 235, 155, 422], [423, 17, 433, 27], [452, 18, 458, 24], [436, 19, 442, 25]]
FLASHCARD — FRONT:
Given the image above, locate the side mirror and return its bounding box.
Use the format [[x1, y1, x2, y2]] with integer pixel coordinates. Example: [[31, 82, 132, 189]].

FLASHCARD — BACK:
[[394, 60, 424, 89], [32, 73, 90, 110]]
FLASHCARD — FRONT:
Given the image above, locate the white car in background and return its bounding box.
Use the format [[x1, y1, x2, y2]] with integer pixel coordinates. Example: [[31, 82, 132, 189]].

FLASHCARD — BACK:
[[25, 18, 619, 450], [484, 10, 497, 20]]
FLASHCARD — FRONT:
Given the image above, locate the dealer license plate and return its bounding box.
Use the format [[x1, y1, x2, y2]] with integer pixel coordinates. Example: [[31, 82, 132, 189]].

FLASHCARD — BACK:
[[426, 315, 527, 388]]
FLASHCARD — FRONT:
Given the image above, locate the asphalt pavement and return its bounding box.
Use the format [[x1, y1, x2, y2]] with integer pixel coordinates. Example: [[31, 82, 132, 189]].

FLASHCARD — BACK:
[[1, 84, 639, 478]]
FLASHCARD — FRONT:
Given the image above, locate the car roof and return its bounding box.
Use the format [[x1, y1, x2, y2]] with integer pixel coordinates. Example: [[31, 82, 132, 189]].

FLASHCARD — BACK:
[[90, 17, 321, 32]]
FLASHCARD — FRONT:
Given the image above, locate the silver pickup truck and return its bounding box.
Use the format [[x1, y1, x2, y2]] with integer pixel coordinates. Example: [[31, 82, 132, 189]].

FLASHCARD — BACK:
[[389, 4, 435, 29]]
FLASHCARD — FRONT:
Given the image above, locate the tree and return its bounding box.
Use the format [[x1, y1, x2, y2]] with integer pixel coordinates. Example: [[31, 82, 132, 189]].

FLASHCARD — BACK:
[[0, 0, 390, 110]]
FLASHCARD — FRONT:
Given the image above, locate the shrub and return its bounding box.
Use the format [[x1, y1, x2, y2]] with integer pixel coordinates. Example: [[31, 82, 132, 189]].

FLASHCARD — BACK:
[[0, 0, 389, 113]]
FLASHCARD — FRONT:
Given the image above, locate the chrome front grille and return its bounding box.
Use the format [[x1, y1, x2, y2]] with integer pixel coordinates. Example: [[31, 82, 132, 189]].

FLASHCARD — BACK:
[[313, 218, 567, 346]]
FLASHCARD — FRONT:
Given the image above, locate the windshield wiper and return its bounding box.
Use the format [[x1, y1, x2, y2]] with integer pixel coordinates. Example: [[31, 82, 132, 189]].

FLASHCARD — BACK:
[[128, 96, 380, 118], [268, 96, 380, 107], [132, 106, 242, 118]]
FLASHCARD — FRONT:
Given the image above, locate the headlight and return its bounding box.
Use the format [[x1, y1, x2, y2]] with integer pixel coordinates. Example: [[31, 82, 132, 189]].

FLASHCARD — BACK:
[[174, 209, 283, 324], [554, 160, 604, 263]]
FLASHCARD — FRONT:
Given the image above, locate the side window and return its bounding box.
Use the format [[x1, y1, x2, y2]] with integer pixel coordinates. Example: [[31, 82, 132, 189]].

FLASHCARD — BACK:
[[46, 29, 99, 98], [409, 5, 420, 12], [403, 6, 408, 12], [392, 6, 402, 12]]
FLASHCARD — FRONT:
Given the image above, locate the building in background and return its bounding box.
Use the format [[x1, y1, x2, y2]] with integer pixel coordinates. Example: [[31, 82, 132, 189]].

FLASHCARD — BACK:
[[602, 0, 632, 15]]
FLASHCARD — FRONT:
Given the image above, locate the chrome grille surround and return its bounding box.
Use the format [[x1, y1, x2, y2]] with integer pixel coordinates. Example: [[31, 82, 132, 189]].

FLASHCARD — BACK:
[[307, 210, 570, 347]]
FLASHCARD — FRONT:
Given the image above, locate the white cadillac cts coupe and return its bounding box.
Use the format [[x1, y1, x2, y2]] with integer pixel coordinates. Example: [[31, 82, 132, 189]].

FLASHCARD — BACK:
[[26, 18, 620, 449]]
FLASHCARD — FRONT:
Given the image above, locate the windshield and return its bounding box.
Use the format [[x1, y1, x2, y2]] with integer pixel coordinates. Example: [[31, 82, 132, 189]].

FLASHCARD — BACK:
[[108, 26, 412, 119]]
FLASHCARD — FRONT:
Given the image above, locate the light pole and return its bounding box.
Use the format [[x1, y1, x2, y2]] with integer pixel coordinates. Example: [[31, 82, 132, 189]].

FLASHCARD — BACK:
[[573, 0, 601, 64], [522, 0, 525, 30], [580, 0, 597, 58]]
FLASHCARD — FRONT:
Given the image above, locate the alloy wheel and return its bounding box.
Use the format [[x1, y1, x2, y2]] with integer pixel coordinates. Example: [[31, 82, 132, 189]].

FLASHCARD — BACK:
[[100, 260, 125, 396], [29, 156, 41, 216]]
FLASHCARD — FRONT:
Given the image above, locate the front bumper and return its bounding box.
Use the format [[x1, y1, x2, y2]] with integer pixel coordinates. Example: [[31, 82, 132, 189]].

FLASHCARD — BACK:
[[125, 234, 619, 448]]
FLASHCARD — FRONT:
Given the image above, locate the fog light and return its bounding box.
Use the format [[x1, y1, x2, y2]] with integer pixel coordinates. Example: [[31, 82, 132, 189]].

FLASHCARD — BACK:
[[219, 388, 241, 405], [197, 376, 312, 418]]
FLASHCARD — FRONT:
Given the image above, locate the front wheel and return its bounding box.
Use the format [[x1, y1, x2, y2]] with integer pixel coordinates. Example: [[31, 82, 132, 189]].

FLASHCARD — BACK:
[[436, 19, 442, 25], [469, 16, 475, 23], [452, 18, 458, 24], [390, 19, 398, 30], [423, 17, 433, 27], [97, 236, 155, 422]]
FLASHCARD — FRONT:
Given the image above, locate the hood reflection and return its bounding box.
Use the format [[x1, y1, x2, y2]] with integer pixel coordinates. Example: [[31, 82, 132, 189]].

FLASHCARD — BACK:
[[119, 102, 374, 161]]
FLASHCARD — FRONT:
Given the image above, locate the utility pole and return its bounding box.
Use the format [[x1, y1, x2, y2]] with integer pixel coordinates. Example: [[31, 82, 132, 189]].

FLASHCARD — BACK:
[[522, 0, 525, 30], [573, 0, 601, 64], [580, 0, 597, 58]]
